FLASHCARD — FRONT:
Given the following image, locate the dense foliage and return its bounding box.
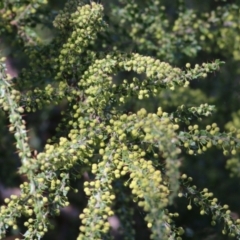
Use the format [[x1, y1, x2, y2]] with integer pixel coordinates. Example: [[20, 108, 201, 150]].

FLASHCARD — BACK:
[[0, 0, 240, 239]]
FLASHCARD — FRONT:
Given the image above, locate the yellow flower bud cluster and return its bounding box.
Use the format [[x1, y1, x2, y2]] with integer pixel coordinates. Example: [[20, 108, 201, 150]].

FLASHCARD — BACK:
[[78, 149, 116, 240], [0, 170, 72, 239], [14, 45, 70, 112], [128, 156, 172, 239], [0, 108, 100, 239], [1, 182, 51, 239], [11, 3, 106, 112], [149, 210, 185, 239], [0, 0, 48, 37], [181, 177, 240, 237], [54, 3, 106, 82], [36, 129, 94, 171], [176, 103, 216, 123], [111, 0, 239, 63], [179, 123, 240, 156], [172, 10, 204, 57], [0, 63, 34, 173], [6, 0, 221, 120], [110, 0, 172, 61], [131, 108, 182, 203], [53, 0, 84, 30], [0, 173, 70, 239], [78, 51, 221, 118], [0, 194, 20, 238], [70, 104, 185, 239], [20, 81, 70, 112]]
